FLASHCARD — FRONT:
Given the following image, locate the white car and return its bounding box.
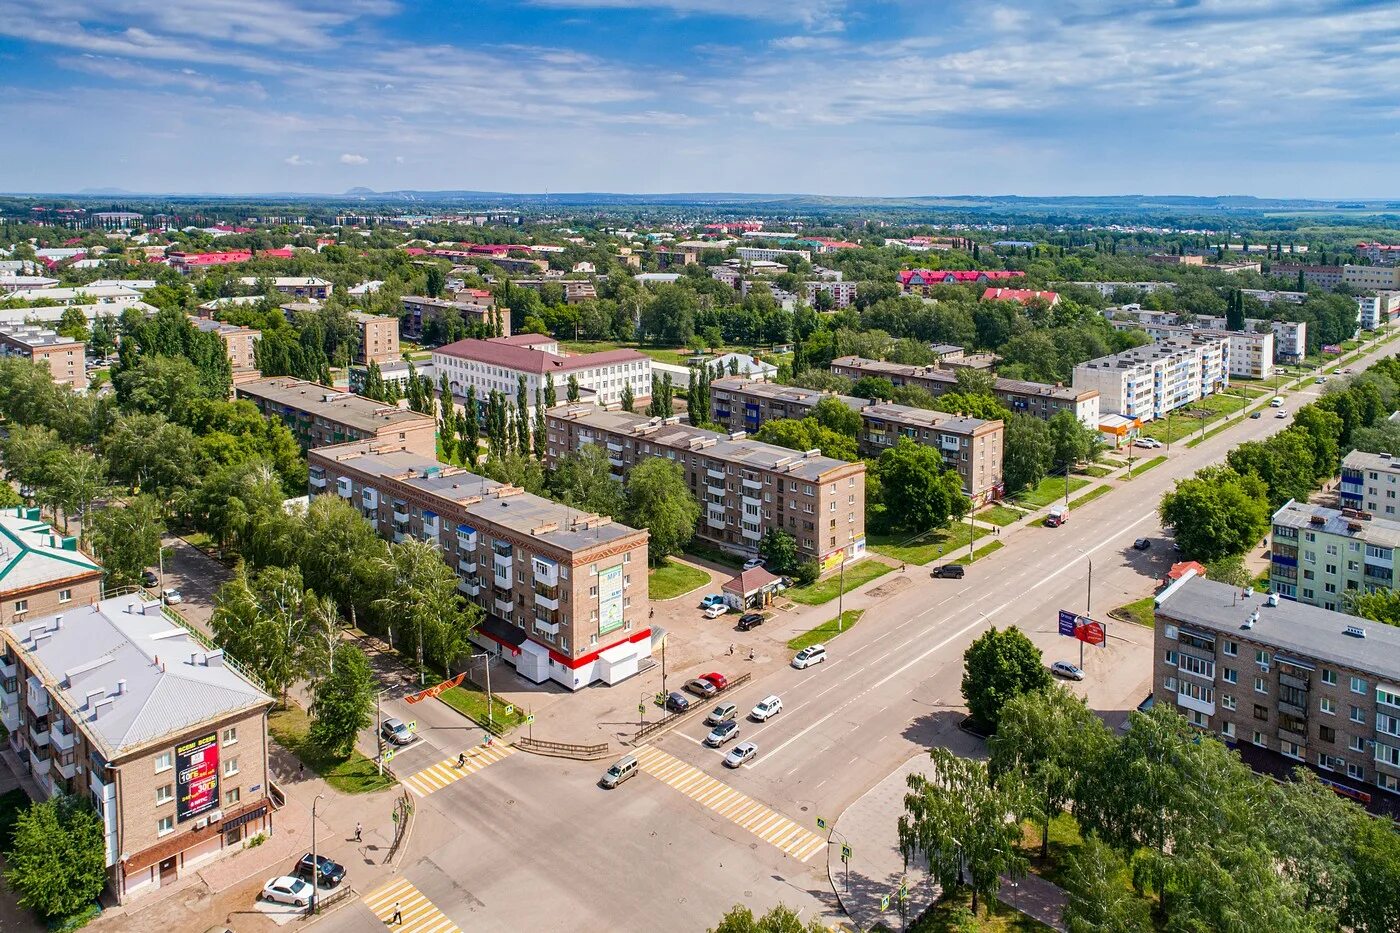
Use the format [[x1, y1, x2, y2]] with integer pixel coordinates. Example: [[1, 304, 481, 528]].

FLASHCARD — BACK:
[[743, 557, 766, 571], [724, 741, 758, 768], [792, 645, 827, 669], [1132, 437, 1162, 449], [703, 604, 727, 619], [750, 695, 783, 722], [262, 875, 313, 907], [1051, 660, 1085, 681], [161, 588, 183, 605]]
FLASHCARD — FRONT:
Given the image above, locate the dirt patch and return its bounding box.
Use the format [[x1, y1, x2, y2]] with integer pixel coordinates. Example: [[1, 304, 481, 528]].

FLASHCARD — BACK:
[[866, 576, 913, 599]]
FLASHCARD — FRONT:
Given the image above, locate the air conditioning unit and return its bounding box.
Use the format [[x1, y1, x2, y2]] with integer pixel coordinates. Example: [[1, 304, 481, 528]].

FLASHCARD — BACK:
[[209, 810, 223, 823], [194, 818, 207, 830]]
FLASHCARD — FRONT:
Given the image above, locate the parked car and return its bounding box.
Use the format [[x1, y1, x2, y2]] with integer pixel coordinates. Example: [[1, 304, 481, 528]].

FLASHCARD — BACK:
[[1250, 411, 1262, 419], [700, 672, 729, 691], [931, 564, 964, 579], [703, 604, 727, 619], [737, 613, 764, 631], [380, 717, 414, 746], [1276, 409, 1289, 418], [262, 876, 313, 907], [600, 755, 639, 788], [750, 695, 783, 722], [161, 588, 183, 605], [699, 594, 725, 609], [792, 645, 827, 669], [1133, 538, 1151, 551], [1133, 437, 1162, 449], [743, 557, 766, 571], [685, 678, 718, 698], [141, 569, 159, 587], [1051, 660, 1085, 681], [706, 702, 738, 726], [724, 742, 758, 768], [705, 720, 740, 747], [665, 691, 691, 712], [294, 853, 346, 888]]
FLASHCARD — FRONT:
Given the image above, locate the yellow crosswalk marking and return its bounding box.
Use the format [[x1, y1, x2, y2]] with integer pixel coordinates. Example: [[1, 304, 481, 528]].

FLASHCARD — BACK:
[[633, 745, 827, 862], [363, 876, 461, 933], [400, 744, 514, 798]]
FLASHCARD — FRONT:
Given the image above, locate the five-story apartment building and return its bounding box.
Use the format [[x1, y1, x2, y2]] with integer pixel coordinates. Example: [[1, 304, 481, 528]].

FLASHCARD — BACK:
[[1269, 500, 1400, 610]]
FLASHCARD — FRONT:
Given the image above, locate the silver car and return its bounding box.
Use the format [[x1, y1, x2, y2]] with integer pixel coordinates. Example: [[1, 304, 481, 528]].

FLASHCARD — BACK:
[[704, 720, 739, 747], [724, 742, 758, 768]]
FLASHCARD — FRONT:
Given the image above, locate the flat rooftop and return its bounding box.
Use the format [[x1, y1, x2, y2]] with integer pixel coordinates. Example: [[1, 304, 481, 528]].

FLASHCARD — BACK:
[[237, 377, 434, 434], [0, 508, 101, 594], [1075, 335, 1227, 370], [0, 325, 83, 349], [1157, 574, 1400, 683], [1272, 499, 1400, 549], [830, 356, 1094, 402]]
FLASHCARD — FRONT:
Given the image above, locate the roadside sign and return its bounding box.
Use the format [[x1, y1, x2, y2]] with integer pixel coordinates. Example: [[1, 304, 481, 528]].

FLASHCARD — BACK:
[[504, 705, 514, 716], [407, 721, 417, 731], [841, 844, 852, 861], [1057, 609, 1077, 636], [638, 704, 645, 715], [525, 714, 535, 724], [816, 816, 828, 831], [899, 881, 908, 899], [880, 895, 890, 912], [381, 750, 395, 762]]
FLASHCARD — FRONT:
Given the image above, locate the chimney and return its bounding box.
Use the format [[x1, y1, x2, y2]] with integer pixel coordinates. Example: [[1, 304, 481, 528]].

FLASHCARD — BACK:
[[205, 650, 224, 668], [190, 652, 199, 666], [51, 615, 62, 631], [85, 688, 105, 708], [115, 679, 126, 695]]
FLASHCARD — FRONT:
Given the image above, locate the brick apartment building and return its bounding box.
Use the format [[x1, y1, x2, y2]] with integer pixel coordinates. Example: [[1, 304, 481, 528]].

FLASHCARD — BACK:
[[2, 592, 275, 901], [235, 377, 437, 453], [0, 324, 86, 390], [830, 356, 1100, 427], [708, 377, 1004, 504], [351, 312, 401, 365], [309, 439, 653, 689], [0, 508, 104, 627], [399, 295, 503, 342], [189, 317, 260, 387], [546, 405, 866, 570], [1155, 571, 1400, 816]]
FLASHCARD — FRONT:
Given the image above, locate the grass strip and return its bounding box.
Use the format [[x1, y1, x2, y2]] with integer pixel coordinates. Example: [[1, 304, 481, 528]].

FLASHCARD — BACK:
[[268, 704, 396, 794], [648, 558, 710, 600], [786, 560, 893, 605], [787, 610, 864, 652], [1068, 485, 1112, 509], [953, 540, 1004, 564]]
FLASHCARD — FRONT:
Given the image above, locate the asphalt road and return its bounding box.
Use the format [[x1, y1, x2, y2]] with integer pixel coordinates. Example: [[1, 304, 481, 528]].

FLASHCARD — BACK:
[[317, 341, 1397, 932]]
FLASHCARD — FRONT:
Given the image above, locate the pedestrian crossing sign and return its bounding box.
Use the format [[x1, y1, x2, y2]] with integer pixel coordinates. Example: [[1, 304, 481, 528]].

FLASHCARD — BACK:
[[816, 816, 827, 830], [880, 894, 890, 912], [841, 844, 852, 860]]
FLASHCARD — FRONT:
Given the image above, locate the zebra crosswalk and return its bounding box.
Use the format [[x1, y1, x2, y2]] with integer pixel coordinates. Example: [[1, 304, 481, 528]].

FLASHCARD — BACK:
[[362, 876, 460, 933], [632, 745, 827, 862], [399, 743, 514, 798]]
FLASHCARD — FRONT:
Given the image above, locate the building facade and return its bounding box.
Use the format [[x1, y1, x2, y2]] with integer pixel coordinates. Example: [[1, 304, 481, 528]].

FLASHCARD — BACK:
[[434, 338, 651, 416], [0, 508, 103, 627], [1271, 264, 1345, 289], [2, 593, 275, 902], [399, 295, 502, 341], [803, 280, 858, 309], [1340, 450, 1400, 516], [235, 377, 437, 454], [829, 356, 1101, 427], [0, 325, 87, 390], [308, 440, 652, 690], [1071, 335, 1229, 422], [189, 317, 260, 386], [236, 276, 332, 300], [546, 405, 866, 570], [1344, 265, 1400, 292], [1154, 572, 1400, 814], [1268, 500, 1400, 610], [351, 312, 401, 365], [1106, 319, 1274, 379], [735, 246, 811, 263]]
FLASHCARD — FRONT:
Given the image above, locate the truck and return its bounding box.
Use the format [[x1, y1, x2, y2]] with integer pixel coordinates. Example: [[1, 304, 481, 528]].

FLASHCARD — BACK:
[[1045, 504, 1069, 528]]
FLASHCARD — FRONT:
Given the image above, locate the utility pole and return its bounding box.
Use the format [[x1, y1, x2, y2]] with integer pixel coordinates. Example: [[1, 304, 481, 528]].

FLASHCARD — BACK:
[[1081, 556, 1093, 671], [310, 793, 324, 913], [466, 650, 495, 727]]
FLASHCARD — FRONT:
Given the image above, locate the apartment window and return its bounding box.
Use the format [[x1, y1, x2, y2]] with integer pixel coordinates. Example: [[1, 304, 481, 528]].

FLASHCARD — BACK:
[[12, 600, 26, 615], [1321, 668, 1337, 686], [1347, 763, 1364, 781], [58, 589, 71, 603], [1254, 677, 1268, 695], [1319, 725, 1336, 743], [1282, 741, 1303, 761], [157, 815, 174, 837], [1222, 640, 1238, 657], [1220, 721, 1235, 738], [1253, 703, 1269, 721], [223, 757, 239, 777], [155, 784, 173, 805], [1349, 735, 1366, 753], [1222, 667, 1237, 684], [225, 788, 241, 806], [1221, 694, 1237, 711], [155, 751, 172, 773], [1252, 731, 1267, 747], [222, 726, 238, 745], [1320, 697, 1335, 715], [1255, 650, 1270, 670], [1351, 676, 1367, 695], [1164, 650, 1178, 666], [1351, 705, 1365, 724]]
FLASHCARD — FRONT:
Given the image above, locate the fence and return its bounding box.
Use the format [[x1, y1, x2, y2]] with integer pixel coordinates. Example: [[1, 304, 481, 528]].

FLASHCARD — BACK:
[[628, 672, 751, 744], [514, 737, 610, 760], [304, 885, 358, 919], [387, 791, 414, 865]]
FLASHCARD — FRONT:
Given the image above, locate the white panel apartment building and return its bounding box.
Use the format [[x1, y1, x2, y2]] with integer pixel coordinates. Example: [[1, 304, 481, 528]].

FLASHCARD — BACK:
[[1107, 305, 1307, 363], [1106, 319, 1273, 379], [735, 246, 812, 263], [1072, 335, 1229, 422], [433, 335, 652, 416]]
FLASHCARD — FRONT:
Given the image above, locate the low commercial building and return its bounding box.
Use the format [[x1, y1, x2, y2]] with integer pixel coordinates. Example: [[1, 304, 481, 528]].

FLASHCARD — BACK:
[[1, 592, 275, 901], [829, 356, 1100, 427], [708, 378, 1004, 504], [1071, 335, 1228, 422], [1, 284, 143, 307], [1154, 571, 1400, 814], [982, 288, 1059, 306], [547, 405, 866, 569], [1269, 500, 1400, 610], [1339, 450, 1400, 516], [351, 312, 400, 365], [189, 317, 260, 386], [399, 295, 502, 341], [0, 507, 103, 627], [0, 325, 86, 390], [309, 440, 652, 690], [235, 377, 437, 454], [434, 338, 650, 416], [1107, 319, 1273, 379]]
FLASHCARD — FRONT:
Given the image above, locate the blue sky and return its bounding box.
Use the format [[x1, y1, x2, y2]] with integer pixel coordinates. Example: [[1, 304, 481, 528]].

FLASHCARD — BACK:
[[1, 0, 1398, 197]]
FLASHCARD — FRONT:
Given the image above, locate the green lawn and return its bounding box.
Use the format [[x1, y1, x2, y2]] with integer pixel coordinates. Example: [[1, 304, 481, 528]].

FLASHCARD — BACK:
[[786, 560, 893, 605], [868, 520, 989, 565], [1068, 485, 1112, 509], [1075, 464, 1114, 478], [1124, 455, 1167, 478], [1016, 812, 1149, 914], [268, 704, 396, 794], [787, 610, 864, 652], [952, 540, 1004, 565], [1110, 595, 1157, 627], [684, 540, 746, 570], [978, 505, 1025, 527], [1296, 376, 1317, 389], [439, 681, 527, 735], [907, 889, 1053, 933], [1014, 474, 1089, 510], [648, 559, 710, 600]]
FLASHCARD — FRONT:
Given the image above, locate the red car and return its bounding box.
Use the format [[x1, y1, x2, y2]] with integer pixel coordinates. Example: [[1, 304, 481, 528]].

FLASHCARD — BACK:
[[700, 672, 729, 691]]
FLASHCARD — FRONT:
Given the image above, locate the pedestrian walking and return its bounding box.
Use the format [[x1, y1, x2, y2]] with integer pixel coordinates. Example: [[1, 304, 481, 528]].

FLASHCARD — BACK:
[[457, 752, 467, 768], [354, 822, 362, 842], [901, 562, 906, 572], [298, 762, 304, 779], [728, 643, 734, 655], [391, 902, 402, 924], [649, 607, 655, 618], [748, 648, 755, 661]]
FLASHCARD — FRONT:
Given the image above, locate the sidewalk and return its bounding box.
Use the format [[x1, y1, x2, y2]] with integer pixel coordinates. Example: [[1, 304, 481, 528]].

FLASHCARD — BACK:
[[830, 742, 1066, 932]]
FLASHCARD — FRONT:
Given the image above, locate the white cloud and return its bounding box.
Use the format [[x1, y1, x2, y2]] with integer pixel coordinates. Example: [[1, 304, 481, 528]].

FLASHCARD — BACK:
[[523, 0, 846, 31], [339, 153, 368, 165], [394, 155, 405, 164], [284, 154, 312, 166]]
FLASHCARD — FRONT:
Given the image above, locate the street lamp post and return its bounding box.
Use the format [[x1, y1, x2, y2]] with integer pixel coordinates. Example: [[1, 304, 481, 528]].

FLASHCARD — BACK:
[[836, 531, 854, 632], [467, 650, 495, 727], [310, 793, 325, 913]]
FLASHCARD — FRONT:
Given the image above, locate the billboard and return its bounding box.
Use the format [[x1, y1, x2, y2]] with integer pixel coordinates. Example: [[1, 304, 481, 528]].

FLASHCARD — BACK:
[[176, 733, 220, 822], [598, 564, 625, 635], [1057, 609, 1106, 646]]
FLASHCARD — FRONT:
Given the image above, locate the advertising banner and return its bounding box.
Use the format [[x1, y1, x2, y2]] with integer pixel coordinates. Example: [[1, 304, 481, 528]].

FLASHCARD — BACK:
[[405, 672, 467, 704], [1057, 609, 1077, 637], [598, 564, 625, 635], [1057, 610, 1106, 646], [176, 733, 220, 822]]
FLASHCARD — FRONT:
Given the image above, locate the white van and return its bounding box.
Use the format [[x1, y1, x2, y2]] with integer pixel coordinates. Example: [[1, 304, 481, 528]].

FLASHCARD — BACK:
[[1270, 396, 1284, 408]]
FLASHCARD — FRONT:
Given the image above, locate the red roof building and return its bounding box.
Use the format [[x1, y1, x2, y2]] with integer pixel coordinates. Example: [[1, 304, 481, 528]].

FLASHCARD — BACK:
[[897, 269, 1025, 294], [260, 247, 295, 260], [982, 287, 1060, 306], [168, 250, 253, 271]]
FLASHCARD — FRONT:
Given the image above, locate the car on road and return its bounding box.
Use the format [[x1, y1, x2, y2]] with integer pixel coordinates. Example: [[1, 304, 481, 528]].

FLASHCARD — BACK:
[[706, 701, 738, 725], [742, 557, 766, 571], [1270, 396, 1284, 407], [931, 564, 964, 579], [1276, 409, 1289, 418], [380, 717, 414, 746], [665, 691, 691, 712], [750, 695, 783, 721], [141, 569, 159, 587], [1250, 411, 1262, 419], [1133, 537, 1151, 551], [700, 672, 729, 691], [294, 853, 346, 888], [737, 612, 764, 631], [1051, 660, 1085, 681], [699, 594, 725, 609], [1317, 376, 1328, 384], [792, 645, 827, 669], [724, 742, 758, 768], [600, 755, 639, 788], [1133, 437, 1163, 449], [685, 678, 718, 698], [703, 604, 727, 619], [161, 588, 183, 605], [704, 720, 740, 747], [261, 876, 313, 907]]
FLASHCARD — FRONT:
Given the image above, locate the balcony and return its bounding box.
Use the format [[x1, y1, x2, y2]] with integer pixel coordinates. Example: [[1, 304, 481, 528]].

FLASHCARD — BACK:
[[457, 580, 480, 597], [27, 720, 49, 747], [534, 618, 560, 637], [1176, 691, 1215, 717], [534, 591, 560, 611], [336, 480, 352, 499], [50, 725, 75, 752], [458, 557, 478, 574], [392, 505, 410, 523], [706, 482, 725, 497], [456, 526, 478, 551], [24, 679, 47, 717], [0, 701, 16, 733], [741, 523, 763, 541], [706, 468, 726, 482], [606, 440, 622, 453], [609, 456, 624, 468], [361, 489, 379, 509], [89, 768, 111, 798], [742, 476, 762, 491], [494, 555, 514, 578], [53, 756, 76, 780], [0, 655, 14, 679], [309, 473, 327, 489], [532, 557, 559, 586], [422, 513, 440, 537], [494, 596, 514, 615]]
